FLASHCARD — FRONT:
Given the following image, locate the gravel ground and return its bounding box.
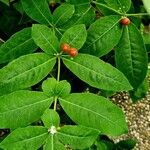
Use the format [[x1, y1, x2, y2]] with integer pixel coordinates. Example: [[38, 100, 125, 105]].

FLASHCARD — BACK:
[[111, 92, 150, 150]]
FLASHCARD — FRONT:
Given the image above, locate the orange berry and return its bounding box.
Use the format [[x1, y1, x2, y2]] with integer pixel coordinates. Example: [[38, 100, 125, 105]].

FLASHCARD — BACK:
[[69, 48, 78, 57], [120, 17, 131, 26], [61, 43, 70, 53]]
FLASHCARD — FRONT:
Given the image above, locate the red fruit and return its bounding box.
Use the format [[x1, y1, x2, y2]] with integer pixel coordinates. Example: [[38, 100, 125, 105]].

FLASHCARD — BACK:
[[61, 43, 70, 53], [69, 48, 78, 57], [120, 17, 130, 26]]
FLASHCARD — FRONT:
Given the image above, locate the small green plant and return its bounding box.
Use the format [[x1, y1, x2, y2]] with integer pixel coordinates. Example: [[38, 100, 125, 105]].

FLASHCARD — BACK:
[[0, 0, 149, 149]]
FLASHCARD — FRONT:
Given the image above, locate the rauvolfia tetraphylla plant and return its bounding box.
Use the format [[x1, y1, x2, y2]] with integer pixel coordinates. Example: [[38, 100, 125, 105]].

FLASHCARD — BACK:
[[0, 0, 149, 149]]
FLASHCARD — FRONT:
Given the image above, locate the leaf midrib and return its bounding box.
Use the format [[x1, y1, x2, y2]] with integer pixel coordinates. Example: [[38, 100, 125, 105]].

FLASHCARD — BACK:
[[74, 6, 91, 25], [54, 5, 74, 26], [38, 31, 58, 54], [94, 2, 122, 16], [2, 57, 55, 83], [57, 131, 92, 139], [86, 18, 120, 49], [117, 0, 124, 13], [31, 0, 52, 26], [63, 57, 126, 88], [125, 26, 134, 80], [0, 132, 48, 146], [0, 38, 32, 59], [69, 25, 85, 47], [59, 97, 116, 126], [0, 98, 50, 115]]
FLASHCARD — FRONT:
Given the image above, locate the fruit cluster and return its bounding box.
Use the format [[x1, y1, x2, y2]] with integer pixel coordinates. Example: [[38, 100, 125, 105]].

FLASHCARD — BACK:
[[61, 43, 78, 57]]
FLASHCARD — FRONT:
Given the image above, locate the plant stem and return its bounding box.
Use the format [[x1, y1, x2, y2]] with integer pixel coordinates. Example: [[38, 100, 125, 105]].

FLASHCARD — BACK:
[[57, 57, 61, 81], [126, 13, 150, 16], [53, 57, 61, 111], [0, 38, 5, 43], [92, 0, 150, 17], [53, 96, 57, 111], [55, 27, 63, 36]]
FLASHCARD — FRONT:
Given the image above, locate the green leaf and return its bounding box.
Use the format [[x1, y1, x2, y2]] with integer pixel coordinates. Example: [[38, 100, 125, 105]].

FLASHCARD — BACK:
[[57, 125, 99, 149], [53, 4, 75, 27], [42, 78, 57, 96], [32, 24, 59, 55], [66, 0, 90, 5], [21, 0, 52, 25], [55, 80, 71, 98], [49, 0, 61, 4], [130, 78, 149, 103], [60, 24, 87, 49], [0, 90, 53, 129], [42, 109, 60, 128], [96, 142, 108, 150], [0, 27, 38, 64], [0, 126, 48, 150], [100, 90, 115, 98], [143, 31, 150, 45], [63, 54, 132, 91], [59, 93, 128, 136], [61, 4, 95, 28], [0, 53, 56, 95], [116, 139, 136, 149], [13, 0, 24, 14], [96, 140, 114, 150], [104, 0, 131, 13], [142, 0, 150, 14], [0, 0, 9, 6], [43, 135, 65, 150], [73, 4, 95, 26], [95, 1, 121, 16], [42, 78, 71, 98], [81, 15, 122, 57], [115, 23, 148, 89]]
